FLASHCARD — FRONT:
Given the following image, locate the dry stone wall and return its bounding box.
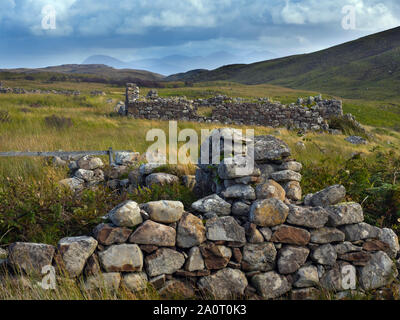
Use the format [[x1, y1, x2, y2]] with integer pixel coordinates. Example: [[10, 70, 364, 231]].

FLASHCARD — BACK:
[[2, 128, 400, 300], [125, 84, 343, 131]]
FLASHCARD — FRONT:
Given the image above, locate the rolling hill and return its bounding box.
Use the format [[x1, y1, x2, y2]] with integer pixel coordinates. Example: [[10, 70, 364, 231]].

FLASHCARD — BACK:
[[167, 27, 400, 100], [0, 64, 165, 82]]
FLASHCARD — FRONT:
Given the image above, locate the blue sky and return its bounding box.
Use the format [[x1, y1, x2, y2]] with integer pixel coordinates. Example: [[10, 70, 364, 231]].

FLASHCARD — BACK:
[[0, 0, 399, 71]]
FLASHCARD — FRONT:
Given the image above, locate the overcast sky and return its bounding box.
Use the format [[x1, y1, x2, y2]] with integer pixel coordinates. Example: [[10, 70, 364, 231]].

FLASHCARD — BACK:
[[0, 0, 399, 69]]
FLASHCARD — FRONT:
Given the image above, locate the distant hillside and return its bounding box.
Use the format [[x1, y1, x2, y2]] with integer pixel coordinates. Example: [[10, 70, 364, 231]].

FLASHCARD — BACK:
[[1, 64, 165, 82], [167, 27, 400, 99]]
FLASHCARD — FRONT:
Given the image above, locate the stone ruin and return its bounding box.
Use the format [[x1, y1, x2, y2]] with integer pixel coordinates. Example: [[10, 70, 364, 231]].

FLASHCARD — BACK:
[[123, 84, 344, 132], [1, 128, 399, 300], [0, 81, 80, 96]]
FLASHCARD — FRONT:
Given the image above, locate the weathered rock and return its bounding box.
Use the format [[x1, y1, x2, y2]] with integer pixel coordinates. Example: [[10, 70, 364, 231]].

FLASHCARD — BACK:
[[115, 152, 140, 165], [252, 135, 291, 162], [74, 169, 94, 182], [57, 236, 98, 277], [185, 247, 205, 272], [310, 228, 345, 244], [122, 272, 148, 292], [363, 239, 391, 253], [144, 200, 184, 223], [145, 248, 185, 277], [287, 205, 329, 229], [271, 225, 310, 246], [221, 184, 256, 200], [311, 244, 337, 266], [279, 161, 302, 172], [255, 180, 285, 201], [0, 248, 7, 259], [283, 181, 302, 201], [191, 194, 231, 216], [293, 265, 319, 288], [339, 251, 371, 266], [8, 242, 55, 275], [277, 246, 310, 274], [77, 156, 104, 170], [59, 177, 85, 192], [271, 170, 302, 183], [334, 242, 362, 255], [92, 224, 132, 246], [249, 199, 289, 227], [358, 251, 398, 290], [339, 223, 381, 241], [83, 273, 121, 291], [320, 267, 343, 291], [231, 201, 250, 216], [379, 228, 400, 259], [309, 185, 346, 207], [259, 227, 272, 241], [327, 202, 364, 227], [108, 200, 142, 228], [177, 212, 206, 248], [206, 216, 246, 243], [139, 163, 163, 176], [345, 136, 367, 145], [145, 173, 179, 188], [251, 271, 291, 299], [241, 243, 277, 272], [200, 243, 232, 270], [218, 155, 257, 180], [128, 169, 141, 188], [99, 244, 143, 272], [129, 220, 176, 247], [198, 268, 248, 299]]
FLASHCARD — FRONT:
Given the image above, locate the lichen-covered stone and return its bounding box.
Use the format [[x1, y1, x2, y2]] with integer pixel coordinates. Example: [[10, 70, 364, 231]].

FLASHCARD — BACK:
[[249, 199, 289, 227]]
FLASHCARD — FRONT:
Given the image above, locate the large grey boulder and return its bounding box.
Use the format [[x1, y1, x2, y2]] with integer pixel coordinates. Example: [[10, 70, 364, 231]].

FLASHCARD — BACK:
[[339, 223, 382, 242], [287, 205, 329, 229], [252, 135, 291, 162], [177, 212, 206, 248], [143, 200, 184, 223], [309, 185, 346, 207], [99, 244, 143, 272], [251, 271, 291, 299], [8, 242, 55, 275], [358, 251, 398, 290], [277, 246, 310, 274], [145, 248, 185, 277], [115, 152, 140, 165], [198, 268, 248, 299], [57, 236, 98, 277], [205, 216, 246, 243], [221, 184, 256, 200], [327, 203, 364, 227], [241, 243, 277, 272], [191, 194, 231, 216], [129, 220, 176, 247], [108, 201, 142, 228]]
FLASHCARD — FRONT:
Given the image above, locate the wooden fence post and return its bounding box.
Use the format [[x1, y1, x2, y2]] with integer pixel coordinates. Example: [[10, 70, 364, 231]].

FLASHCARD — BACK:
[[108, 147, 114, 165]]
